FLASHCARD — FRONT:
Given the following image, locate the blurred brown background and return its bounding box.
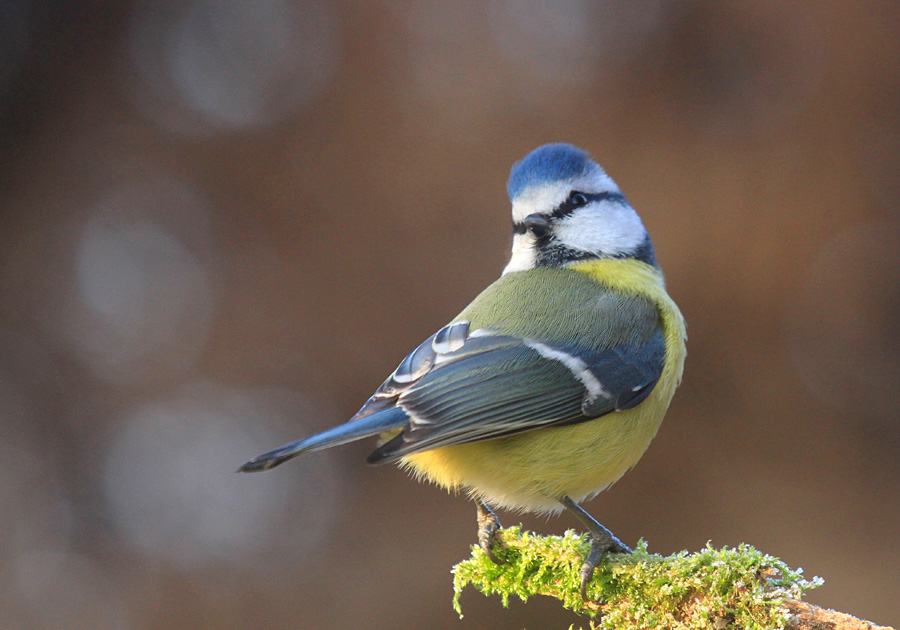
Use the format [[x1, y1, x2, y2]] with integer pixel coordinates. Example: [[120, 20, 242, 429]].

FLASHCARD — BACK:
[[1, 1, 898, 628]]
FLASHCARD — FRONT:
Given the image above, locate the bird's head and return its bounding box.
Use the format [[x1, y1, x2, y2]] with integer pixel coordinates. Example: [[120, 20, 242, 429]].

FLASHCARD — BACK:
[[503, 143, 655, 274]]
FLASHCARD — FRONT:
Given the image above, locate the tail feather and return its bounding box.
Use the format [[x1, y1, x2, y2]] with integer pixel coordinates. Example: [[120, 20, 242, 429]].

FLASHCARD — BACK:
[[237, 407, 409, 472]]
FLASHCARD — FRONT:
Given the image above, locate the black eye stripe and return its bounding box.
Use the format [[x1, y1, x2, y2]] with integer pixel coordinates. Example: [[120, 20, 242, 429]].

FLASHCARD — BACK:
[[551, 191, 624, 220], [511, 191, 625, 233]]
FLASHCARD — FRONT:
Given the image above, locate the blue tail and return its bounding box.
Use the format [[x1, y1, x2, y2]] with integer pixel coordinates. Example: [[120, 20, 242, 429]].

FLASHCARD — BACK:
[[237, 407, 409, 472]]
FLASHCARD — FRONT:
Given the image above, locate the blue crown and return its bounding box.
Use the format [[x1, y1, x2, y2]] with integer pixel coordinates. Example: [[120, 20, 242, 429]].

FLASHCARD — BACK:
[[507, 143, 594, 201]]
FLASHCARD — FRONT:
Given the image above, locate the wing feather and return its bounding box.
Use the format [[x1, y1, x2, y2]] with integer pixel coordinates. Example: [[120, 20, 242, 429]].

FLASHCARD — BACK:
[[358, 289, 666, 466]]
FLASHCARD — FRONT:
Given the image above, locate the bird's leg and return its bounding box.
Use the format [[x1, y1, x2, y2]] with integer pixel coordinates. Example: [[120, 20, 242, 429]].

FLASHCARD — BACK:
[[560, 496, 631, 602], [475, 500, 505, 564]]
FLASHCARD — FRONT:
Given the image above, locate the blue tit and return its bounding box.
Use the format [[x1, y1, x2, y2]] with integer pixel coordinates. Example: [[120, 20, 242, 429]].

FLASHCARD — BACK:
[[239, 143, 687, 600]]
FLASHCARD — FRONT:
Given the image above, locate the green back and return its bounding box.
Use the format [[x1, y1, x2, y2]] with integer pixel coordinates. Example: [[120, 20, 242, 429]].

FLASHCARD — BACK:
[[455, 268, 659, 350]]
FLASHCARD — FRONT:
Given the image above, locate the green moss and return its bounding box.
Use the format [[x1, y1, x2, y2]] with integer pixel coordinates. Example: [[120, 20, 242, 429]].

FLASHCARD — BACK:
[[452, 527, 822, 629]]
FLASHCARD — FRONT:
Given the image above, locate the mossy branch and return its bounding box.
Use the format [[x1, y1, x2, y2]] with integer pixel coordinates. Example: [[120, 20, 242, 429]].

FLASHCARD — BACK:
[[452, 526, 893, 630]]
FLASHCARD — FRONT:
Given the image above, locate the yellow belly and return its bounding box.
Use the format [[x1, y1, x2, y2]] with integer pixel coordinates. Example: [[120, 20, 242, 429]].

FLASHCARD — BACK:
[[399, 258, 687, 514]]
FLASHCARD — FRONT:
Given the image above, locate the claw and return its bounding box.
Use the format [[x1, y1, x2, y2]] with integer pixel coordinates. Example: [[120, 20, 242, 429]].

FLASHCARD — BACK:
[[560, 496, 632, 601], [475, 500, 505, 564]]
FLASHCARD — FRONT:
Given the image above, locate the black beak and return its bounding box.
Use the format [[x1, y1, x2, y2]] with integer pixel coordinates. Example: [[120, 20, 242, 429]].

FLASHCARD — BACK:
[[523, 214, 551, 239]]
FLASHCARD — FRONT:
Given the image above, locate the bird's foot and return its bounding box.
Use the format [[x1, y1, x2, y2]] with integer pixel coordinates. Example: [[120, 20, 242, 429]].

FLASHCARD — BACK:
[[475, 500, 505, 564], [578, 532, 631, 602], [559, 495, 631, 602]]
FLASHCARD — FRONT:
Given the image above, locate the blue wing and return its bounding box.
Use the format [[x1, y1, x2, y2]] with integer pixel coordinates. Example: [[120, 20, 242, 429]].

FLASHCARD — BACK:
[[240, 309, 664, 472], [363, 317, 665, 465]]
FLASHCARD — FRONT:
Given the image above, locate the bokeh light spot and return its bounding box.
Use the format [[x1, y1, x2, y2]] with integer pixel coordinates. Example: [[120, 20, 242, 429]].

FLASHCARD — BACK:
[[487, 0, 666, 89], [57, 177, 216, 386], [128, 0, 341, 134], [103, 383, 340, 570]]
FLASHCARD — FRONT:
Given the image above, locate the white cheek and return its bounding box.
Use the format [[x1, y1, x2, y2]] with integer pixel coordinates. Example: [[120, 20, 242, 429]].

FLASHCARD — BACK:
[[502, 233, 537, 274], [555, 205, 646, 256]]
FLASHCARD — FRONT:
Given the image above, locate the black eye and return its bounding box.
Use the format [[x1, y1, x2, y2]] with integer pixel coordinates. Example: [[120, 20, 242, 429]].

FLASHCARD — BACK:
[[570, 192, 589, 207]]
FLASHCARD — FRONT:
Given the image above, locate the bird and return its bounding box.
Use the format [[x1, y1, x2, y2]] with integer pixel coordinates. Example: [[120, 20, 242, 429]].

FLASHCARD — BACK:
[[239, 143, 687, 600]]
